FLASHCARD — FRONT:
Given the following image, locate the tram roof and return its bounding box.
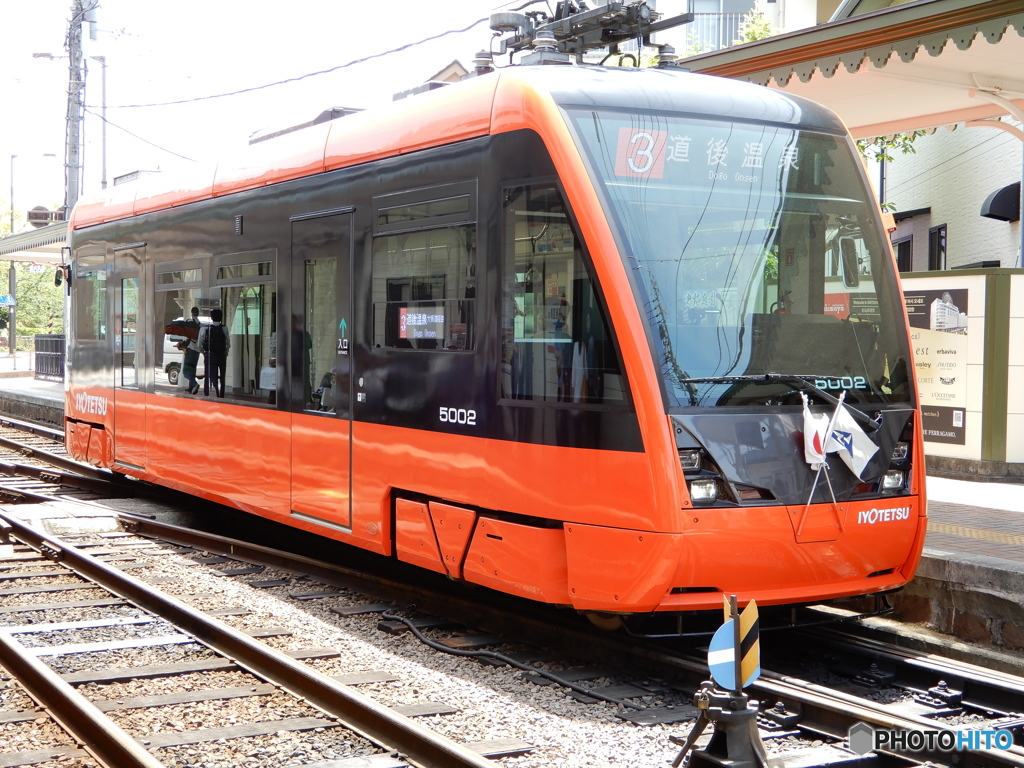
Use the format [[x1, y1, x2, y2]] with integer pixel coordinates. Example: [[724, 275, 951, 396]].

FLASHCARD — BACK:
[[68, 66, 840, 232]]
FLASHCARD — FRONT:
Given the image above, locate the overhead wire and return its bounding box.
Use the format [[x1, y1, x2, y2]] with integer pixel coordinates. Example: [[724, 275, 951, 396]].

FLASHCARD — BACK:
[[82, 106, 195, 162], [87, 17, 491, 110], [882, 128, 1010, 197]]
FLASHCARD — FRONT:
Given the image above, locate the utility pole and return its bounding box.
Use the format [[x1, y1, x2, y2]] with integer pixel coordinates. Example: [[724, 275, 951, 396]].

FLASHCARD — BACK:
[[66, 0, 86, 215]]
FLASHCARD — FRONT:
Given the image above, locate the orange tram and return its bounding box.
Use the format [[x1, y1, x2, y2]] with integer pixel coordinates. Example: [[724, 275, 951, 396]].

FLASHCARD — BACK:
[[64, 66, 926, 636]]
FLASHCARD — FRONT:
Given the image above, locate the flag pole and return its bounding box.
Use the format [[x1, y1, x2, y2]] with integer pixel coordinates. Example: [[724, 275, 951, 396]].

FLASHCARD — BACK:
[[802, 391, 846, 510]]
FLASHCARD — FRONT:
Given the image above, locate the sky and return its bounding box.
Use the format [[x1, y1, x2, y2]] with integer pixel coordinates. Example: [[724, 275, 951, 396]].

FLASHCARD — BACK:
[[0, 0, 533, 221]]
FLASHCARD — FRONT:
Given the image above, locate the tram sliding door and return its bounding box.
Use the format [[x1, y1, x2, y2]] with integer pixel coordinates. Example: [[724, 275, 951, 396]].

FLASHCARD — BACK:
[[288, 210, 354, 531]]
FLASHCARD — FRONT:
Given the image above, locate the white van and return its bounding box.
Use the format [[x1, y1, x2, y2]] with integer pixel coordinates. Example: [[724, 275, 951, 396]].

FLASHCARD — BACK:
[[162, 319, 207, 386]]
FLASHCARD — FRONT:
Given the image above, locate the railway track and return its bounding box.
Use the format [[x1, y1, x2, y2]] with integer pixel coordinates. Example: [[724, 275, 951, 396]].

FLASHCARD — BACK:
[[101, 512, 1024, 768], [0, 416, 129, 504], [4, 502, 1024, 768], [0, 420, 1020, 768], [0, 509, 528, 768], [0, 416, 69, 464]]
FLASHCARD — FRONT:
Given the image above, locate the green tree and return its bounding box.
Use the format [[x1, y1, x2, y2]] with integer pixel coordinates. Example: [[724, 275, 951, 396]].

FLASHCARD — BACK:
[[734, 10, 774, 44], [856, 132, 925, 163], [683, 32, 713, 56], [11, 263, 64, 348], [856, 133, 925, 211], [1, 197, 12, 237]]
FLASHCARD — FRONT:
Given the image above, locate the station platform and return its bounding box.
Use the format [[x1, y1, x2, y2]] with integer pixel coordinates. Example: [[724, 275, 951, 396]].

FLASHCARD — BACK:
[[0, 354, 1020, 655], [0, 354, 63, 427]]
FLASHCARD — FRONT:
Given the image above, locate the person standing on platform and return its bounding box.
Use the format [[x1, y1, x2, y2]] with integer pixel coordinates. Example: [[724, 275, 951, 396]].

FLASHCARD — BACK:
[[199, 308, 230, 397], [179, 306, 202, 394]]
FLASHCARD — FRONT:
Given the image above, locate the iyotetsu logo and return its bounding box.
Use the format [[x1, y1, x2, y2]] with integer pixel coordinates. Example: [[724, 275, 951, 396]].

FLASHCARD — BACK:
[[858, 506, 911, 525], [74, 393, 108, 415]]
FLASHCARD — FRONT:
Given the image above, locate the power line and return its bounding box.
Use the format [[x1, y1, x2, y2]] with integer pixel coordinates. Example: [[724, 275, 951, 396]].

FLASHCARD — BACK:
[[884, 128, 1010, 197], [83, 106, 196, 162], [87, 18, 490, 111]]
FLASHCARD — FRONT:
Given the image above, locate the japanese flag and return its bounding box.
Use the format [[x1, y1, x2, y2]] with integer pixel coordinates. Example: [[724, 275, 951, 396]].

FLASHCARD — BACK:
[[801, 393, 828, 468], [825, 403, 879, 480]]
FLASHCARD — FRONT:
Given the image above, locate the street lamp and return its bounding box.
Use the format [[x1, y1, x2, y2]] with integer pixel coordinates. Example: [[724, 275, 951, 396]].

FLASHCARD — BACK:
[[32, 50, 108, 200], [9, 153, 57, 234], [90, 55, 107, 190]]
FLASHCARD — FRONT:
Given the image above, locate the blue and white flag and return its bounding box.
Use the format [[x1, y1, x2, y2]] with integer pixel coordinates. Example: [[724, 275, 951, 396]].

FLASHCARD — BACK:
[[825, 403, 879, 480]]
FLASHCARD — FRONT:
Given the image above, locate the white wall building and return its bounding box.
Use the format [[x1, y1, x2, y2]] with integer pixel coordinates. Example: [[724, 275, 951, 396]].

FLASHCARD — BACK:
[[883, 122, 1023, 272]]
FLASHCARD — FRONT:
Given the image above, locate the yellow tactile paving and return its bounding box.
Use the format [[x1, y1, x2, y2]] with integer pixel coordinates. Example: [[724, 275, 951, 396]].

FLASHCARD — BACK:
[[927, 520, 1024, 548]]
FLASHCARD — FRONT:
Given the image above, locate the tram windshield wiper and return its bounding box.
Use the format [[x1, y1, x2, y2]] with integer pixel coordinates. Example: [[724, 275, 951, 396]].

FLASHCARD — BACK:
[[677, 373, 881, 432]]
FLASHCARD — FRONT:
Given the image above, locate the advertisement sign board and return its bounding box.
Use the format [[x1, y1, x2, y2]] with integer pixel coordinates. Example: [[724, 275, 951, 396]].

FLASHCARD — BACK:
[[902, 289, 968, 445]]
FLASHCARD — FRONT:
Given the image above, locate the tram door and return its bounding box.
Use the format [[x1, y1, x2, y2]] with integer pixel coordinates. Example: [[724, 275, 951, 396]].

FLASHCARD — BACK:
[[111, 244, 147, 469], [288, 210, 354, 531]]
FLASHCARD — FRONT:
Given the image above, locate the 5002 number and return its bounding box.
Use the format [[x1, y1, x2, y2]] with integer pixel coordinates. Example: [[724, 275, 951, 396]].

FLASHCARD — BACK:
[[814, 376, 868, 390], [439, 407, 476, 426]]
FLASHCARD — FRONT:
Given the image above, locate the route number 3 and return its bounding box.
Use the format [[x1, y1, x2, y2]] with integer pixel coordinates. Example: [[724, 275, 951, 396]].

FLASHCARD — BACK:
[[614, 127, 667, 178]]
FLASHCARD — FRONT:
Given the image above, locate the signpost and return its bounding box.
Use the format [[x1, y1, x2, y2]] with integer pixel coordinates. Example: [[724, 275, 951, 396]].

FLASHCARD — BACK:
[[708, 596, 760, 692], [671, 596, 768, 768]]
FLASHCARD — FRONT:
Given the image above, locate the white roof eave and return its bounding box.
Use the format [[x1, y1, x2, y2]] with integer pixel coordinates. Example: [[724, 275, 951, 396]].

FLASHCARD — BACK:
[[681, 1, 1024, 140], [0, 223, 68, 263]]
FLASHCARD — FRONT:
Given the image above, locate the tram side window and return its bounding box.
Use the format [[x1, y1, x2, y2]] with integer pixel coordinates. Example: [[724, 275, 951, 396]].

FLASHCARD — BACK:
[[303, 256, 338, 411], [371, 182, 476, 351], [372, 228, 475, 350], [153, 268, 206, 395], [216, 258, 277, 404], [119, 278, 139, 388], [500, 185, 624, 403], [74, 259, 107, 341]]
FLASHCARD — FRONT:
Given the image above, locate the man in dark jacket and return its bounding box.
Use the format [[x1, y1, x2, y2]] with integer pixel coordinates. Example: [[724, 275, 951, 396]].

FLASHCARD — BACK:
[[199, 308, 230, 397]]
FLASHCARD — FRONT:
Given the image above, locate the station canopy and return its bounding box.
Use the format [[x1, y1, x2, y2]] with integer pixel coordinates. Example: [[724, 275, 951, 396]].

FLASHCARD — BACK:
[[678, 0, 1024, 140], [0, 222, 67, 265]]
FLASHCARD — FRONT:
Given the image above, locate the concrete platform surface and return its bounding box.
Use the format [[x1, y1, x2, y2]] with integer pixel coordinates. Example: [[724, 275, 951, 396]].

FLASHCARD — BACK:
[[0, 353, 64, 427], [901, 477, 1024, 650]]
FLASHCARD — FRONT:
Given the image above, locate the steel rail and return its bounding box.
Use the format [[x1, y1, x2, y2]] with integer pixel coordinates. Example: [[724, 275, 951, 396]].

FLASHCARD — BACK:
[[0, 459, 126, 497], [802, 626, 1024, 713], [0, 468, 122, 505], [0, 414, 65, 442], [0, 430, 127, 484], [0, 630, 166, 768], [752, 672, 1024, 768], [113, 512, 1024, 768], [0, 509, 496, 768], [609, 637, 1024, 768], [115, 511, 599, 649], [0, 480, 66, 505]]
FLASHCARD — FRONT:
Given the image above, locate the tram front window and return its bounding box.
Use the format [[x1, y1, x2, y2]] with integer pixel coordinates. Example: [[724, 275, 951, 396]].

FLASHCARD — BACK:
[[568, 109, 914, 408]]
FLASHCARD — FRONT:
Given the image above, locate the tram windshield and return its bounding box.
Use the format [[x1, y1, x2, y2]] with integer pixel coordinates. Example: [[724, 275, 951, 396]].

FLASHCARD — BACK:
[[568, 109, 914, 409]]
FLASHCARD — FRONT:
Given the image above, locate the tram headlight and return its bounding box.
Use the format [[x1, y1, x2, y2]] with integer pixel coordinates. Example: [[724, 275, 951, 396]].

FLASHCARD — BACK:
[[891, 442, 909, 462], [679, 449, 702, 472], [881, 470, 905, 491], [689, 478, 718, 503]]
